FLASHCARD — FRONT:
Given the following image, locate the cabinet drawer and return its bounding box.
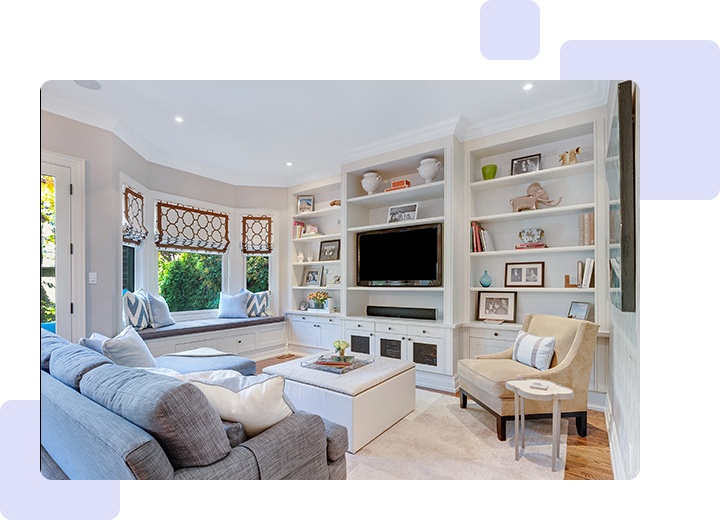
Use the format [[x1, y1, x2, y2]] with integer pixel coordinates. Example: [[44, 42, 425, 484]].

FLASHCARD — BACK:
[[470, 328, 518, 342], [345, 320, 374, 332], [289, 314, 319, 324], [218, 331, 256, 354], [174, 337, 218, 352], [315, 316, 340, 326], [376, 323, 407, 335], [407, 325, 444, 339]]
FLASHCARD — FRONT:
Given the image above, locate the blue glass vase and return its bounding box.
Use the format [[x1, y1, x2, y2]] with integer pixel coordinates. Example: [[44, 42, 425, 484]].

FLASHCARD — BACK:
[[479, 270, 492, 287]]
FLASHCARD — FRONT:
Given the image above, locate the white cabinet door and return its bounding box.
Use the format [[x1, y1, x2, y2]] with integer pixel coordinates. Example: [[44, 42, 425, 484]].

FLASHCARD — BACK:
[[376, 332, 407, 362], [346, 329, 375, 355], [319, 324, 341, 350], [408, 334, 445, 374], [292, 320, 320, 347]]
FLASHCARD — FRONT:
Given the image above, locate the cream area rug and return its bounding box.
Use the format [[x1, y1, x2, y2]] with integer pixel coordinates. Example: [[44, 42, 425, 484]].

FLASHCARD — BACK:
[[346, 389, 568, 480]]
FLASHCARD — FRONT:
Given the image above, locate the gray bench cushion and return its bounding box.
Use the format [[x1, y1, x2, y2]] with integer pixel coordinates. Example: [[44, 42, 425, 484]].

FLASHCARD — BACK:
[[80, 364, 231, 470], [137, 316, 285, 340]]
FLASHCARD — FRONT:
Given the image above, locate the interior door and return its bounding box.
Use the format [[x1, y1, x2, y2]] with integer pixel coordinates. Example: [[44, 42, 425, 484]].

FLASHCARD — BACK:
[[41, 162, 72, 339]]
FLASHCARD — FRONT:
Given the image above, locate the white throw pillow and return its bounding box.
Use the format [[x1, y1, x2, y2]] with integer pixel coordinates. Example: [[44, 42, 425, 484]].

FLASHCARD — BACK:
[[218, 291, 249, 319], [175, 370, 294, 437], [102, 325, 158, 368], [512, 331, 556, 371]]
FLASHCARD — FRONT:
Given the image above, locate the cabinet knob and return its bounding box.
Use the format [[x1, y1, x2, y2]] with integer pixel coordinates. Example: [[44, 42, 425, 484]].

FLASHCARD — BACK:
[[370, 333, 373, 337], [408, 338, 412, 342], [388, 327, 392, 331], [422, 330, 427, 334], [494, 332, 499, 337], [402, 337, 405, 340], [302, 317, 306, 320], [237, 339, 242, 343], [357, 324, 361, 327], [329, 319, 333, 322]]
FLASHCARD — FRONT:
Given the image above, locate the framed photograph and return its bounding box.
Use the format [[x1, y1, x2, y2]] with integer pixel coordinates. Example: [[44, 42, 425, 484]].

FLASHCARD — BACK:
[[297, 195, 314, 214], [318, 239, 340, 261], [387, 203, 418, 223], [511, 153, 541, 176], [504, 261, 545, 287], [568, 301, 592, 321], [477, 291, 517, 323], [301, 266, 321, 286]]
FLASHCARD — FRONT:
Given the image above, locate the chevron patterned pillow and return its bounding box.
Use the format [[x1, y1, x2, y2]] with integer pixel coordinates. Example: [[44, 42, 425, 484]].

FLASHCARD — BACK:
[[246, 291, 270, 317], [123, 289, 151, 330]]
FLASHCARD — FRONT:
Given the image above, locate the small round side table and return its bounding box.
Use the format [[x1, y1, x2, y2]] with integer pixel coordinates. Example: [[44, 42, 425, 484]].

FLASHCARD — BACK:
[[505, 379, 574, 472]]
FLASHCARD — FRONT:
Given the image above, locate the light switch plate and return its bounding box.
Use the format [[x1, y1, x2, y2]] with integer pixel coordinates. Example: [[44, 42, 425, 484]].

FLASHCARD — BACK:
[[88, 272, 97, 284]]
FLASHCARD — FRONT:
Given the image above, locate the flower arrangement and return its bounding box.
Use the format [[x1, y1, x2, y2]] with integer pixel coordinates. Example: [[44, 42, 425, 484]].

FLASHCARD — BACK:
[[308, 291, 330, 307], [333, 340, 350, 357]]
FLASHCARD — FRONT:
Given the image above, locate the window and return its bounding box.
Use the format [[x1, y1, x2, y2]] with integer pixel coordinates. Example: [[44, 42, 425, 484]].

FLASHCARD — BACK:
[[122, 245, 136, 293], [157, 251, 223, 312], [41, 174, 56, 325], [246, 255, 269, 292]]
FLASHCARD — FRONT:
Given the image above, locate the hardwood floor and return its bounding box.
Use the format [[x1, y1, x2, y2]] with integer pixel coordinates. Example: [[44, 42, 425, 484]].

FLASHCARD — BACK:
[[256, 355, 613, 480]]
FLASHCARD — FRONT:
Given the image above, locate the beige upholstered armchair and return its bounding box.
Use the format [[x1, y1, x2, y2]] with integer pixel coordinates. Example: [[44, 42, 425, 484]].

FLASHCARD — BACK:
[[458, 314, 600, 441]]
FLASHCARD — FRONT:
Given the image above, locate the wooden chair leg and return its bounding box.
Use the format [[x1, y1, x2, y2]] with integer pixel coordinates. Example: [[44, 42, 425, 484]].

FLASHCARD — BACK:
[[575, 412, 588, 437], [497, 416, 507, 441], [460, 390, 467, 409]]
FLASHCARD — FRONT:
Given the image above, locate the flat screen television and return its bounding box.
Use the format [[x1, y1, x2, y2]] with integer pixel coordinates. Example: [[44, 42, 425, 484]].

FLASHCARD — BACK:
[[356, 223, 442, 286]]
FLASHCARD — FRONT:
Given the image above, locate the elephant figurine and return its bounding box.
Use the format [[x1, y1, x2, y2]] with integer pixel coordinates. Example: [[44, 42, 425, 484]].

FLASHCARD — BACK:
[[509, 182, 563, 212]]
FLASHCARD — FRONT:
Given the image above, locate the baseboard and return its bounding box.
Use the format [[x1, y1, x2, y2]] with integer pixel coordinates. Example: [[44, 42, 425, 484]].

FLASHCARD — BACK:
[[604, 394, 626, 480], [415, 371, 458, 394], [588, 390, 606, 412]]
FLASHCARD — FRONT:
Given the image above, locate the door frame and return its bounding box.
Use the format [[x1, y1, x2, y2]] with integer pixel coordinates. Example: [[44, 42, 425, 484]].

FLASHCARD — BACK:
[[41, 150, 86, 342]]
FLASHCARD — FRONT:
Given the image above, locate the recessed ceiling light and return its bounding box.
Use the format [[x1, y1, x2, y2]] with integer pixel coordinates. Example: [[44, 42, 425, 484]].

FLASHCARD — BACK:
[[523, 83, 534, 91], [286, 162, 293, 166], [73, 80, 101, 90], [175, 116, 184, 123]]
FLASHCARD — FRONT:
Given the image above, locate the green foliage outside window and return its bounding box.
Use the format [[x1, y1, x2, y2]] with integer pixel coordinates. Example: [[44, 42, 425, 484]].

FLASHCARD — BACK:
[[246, 256, 269, 293], [158, 251, 222, 312], [41, 175, 56, 323]]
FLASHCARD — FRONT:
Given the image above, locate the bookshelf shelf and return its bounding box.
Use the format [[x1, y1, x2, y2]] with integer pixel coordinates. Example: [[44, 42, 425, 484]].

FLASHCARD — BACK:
[[471, 202, 595, 224], [469, 161, 594, 192], [470, 245, 595, 257]]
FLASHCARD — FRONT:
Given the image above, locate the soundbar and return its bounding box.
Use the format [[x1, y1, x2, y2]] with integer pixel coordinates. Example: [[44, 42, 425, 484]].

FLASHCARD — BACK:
[[366, 305, 437, 321]]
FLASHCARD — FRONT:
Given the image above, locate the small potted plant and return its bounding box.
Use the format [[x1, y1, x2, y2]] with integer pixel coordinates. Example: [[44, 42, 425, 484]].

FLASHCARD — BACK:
[[332, 340, 351, 362]]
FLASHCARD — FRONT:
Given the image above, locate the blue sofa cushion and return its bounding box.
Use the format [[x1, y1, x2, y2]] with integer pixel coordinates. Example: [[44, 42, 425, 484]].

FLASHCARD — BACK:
[[41, 329, 73, 371], [156, 354, 256, 376], [79, 364, 231, 470], [48, 343, 112, 391]]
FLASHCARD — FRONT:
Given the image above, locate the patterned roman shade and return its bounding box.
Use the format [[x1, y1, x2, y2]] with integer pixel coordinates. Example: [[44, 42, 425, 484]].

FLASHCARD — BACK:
[[123, 186, 149, 245], [242, 215, 273, 255], [155, 200, 230, 254]]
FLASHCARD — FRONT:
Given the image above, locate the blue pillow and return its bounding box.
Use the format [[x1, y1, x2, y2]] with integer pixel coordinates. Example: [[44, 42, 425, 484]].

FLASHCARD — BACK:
[[79, 332, 111, 354], [147, 293, 176, 329], [218, 291, 249, 319]]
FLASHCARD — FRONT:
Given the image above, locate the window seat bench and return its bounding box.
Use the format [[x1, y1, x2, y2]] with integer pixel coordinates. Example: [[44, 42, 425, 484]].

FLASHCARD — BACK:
[[138, 316, 287, 359]]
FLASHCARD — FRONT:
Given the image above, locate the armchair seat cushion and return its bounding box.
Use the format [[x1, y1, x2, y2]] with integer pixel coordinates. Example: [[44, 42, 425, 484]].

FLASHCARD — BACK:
[[458, 358, 540, 399]]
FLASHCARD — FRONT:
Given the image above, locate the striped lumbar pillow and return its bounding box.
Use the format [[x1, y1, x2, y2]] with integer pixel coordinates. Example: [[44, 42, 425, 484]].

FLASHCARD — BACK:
[[246, 291, 270, 317], [512, 331, 556, 371]]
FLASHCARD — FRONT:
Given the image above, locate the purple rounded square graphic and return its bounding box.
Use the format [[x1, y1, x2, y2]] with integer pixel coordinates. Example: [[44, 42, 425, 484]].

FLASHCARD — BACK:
[[480, 0, 540, 60]]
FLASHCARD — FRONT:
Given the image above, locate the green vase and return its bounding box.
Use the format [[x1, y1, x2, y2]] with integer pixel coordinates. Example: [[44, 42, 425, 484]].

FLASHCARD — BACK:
[[481, 164, 497, 180]]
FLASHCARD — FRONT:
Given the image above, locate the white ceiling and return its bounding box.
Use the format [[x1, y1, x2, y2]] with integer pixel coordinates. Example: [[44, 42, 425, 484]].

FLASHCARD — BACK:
[[41, 80, 609, 187]]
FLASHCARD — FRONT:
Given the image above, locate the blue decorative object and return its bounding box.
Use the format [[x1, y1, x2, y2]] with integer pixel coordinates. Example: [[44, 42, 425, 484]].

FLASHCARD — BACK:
[[480, 270, 492, 287]]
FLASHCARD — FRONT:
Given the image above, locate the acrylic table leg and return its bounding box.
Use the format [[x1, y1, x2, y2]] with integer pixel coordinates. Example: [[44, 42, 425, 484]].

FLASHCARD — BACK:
[[514, 390, 519, 461], [552, 394, 560, 472], [520, 396, 526, 449]]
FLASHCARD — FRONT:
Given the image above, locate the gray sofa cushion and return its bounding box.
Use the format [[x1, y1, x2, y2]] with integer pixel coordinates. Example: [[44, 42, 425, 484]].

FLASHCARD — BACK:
[[41, 329, 74, 371], [48, 343, 112, 391], [321, 417, 348, 461], [80, 364, 231, 470]]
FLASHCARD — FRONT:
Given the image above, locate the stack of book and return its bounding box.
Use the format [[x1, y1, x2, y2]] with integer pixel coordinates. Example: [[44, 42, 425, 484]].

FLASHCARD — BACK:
[[293, 221, 305, 239], [471, 222, 494, 252], [515, 242, 547, 250]]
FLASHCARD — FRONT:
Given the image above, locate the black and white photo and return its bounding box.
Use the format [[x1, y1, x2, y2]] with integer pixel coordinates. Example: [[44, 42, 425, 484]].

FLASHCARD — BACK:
[[318, 239, 340, 261], [387, 203, 418, 223], [477, 291, 517, 322], [511, 153, 541, 176], [504, 261, 544, 287]]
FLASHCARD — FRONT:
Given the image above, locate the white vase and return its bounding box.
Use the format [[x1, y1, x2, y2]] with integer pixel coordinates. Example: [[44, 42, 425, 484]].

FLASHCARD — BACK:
[[417, 158, 441, 184], [361, 172, 382, 194]]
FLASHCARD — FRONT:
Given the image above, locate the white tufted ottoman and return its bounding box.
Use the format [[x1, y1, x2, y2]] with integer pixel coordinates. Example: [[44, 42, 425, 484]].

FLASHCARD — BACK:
[[263, 352, 416, 453]]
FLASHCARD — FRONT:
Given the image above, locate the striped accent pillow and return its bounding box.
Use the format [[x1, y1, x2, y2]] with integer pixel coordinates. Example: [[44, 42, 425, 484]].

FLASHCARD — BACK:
[[123, 289, 151, 330], [246, 291, 270, 317], [512, 331, 556, 371]]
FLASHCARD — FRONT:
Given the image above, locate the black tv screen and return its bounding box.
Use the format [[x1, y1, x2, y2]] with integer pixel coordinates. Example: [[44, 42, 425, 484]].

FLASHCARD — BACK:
[[357, 223, 442, 286]]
